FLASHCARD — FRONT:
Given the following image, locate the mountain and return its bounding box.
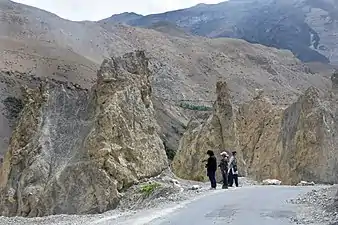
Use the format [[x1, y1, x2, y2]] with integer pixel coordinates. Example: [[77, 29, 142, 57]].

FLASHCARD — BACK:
[[101, 12, 143, 24], [103, 0, 338, 65], [0, 0, 337, 217], [0, 0, 333, 160]]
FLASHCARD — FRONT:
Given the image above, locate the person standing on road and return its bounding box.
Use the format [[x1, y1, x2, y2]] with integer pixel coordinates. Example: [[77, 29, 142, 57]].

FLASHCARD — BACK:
[[228, 151, 239, 187], [205, 150, 217, 189], [219, 151, 229, 189]]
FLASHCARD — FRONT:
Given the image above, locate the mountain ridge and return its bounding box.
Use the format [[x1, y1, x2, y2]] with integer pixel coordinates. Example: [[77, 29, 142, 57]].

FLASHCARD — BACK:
[[103, 0, 338, 65]]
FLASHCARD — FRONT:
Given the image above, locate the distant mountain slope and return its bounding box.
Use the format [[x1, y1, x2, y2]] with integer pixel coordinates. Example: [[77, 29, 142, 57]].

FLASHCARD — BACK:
[[103, 0, 338, 65], [101, 12, 143, 24]]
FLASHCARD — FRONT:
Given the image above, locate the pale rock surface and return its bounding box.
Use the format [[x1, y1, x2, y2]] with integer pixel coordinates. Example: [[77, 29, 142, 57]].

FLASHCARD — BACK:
[[173, 78, 338, 185], [0, 50, 168, 217], [172, 81, 238, 182], [262, 179, 282, 185], [190, 185, 201, 190], [297, 181, 315, 186]]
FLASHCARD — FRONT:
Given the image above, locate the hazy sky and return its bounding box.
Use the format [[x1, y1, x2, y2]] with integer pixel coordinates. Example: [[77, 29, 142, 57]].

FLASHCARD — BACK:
[[13, 0, 225, 21]]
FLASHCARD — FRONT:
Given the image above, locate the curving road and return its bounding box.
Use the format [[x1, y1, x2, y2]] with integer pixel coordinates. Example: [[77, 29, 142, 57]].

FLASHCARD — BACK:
[[111, 185, 320, 225], [0, 185, 323, 225]]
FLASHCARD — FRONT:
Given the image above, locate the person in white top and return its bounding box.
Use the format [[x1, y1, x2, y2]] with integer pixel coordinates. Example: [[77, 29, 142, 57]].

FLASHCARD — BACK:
[[228, 151, 239, 187]]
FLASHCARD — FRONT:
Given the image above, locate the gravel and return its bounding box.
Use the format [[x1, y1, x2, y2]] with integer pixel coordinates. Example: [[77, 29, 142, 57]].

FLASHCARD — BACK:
[[289, 185, 338, 225], [118, 169, 257, 210]]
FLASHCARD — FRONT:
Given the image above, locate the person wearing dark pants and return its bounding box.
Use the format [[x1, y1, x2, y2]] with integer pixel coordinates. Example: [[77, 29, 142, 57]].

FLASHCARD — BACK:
[[228, 151, 239, 187], [205, 150, 217, 189], [219, 151, 229, 189], [228, 168, 239, 187], [207, 170, 217, 189]]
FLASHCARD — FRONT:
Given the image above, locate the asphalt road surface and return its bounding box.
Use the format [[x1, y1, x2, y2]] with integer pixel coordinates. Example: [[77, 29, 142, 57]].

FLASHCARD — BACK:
[[143, 186, 316, 225], [0, 185, 322, 225]]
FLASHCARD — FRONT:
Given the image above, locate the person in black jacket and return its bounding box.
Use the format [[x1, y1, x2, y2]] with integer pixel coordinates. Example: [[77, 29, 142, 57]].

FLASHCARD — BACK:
[[205, 150, 217, 189]]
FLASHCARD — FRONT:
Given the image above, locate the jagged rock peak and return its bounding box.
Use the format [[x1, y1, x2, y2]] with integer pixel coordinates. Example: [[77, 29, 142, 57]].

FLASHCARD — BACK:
[[96, 50, 152, 108], [97, 50, 150, 83], [215, 81, 230, 103], [173, 80, 338, 185], [214, 81, 233, 114]]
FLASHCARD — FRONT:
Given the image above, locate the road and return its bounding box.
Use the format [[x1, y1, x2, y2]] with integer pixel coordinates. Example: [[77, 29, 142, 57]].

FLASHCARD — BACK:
[[110, 185, 319, 225], [0, 185, 324, 225]]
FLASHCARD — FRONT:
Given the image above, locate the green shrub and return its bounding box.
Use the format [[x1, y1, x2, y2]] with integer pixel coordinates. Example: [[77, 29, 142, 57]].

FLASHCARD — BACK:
[[179, 102, 212, 111], [140, 182, 161, 196]]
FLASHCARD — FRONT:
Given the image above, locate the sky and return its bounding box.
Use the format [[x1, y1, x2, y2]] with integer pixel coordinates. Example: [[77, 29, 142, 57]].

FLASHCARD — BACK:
[[13, 0, 225, 21]]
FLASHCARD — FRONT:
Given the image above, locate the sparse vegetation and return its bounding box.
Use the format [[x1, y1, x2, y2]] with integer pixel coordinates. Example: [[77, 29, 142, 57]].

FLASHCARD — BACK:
[[163, 141, 176, 161], [179, 102, 212, 111], [194, 175, 206, 182], [140, 182, 161, 196], [166, 147, 176, 161]]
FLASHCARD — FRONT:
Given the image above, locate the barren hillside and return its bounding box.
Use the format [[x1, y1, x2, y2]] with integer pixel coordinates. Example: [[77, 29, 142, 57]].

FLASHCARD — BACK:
[[0, 0, 333, 158], [106, 0, 338, 65]]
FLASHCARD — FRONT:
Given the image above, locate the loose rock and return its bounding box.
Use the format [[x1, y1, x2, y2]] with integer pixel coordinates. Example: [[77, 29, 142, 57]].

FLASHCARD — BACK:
[[262, 179, 282, 185], [290, 185, 338, 225]]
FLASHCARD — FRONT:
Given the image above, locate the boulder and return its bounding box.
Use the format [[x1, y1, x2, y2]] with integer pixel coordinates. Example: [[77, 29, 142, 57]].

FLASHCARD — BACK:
[[262, 179, 282, 185], [190, 185, 201, 190], [297, 181, 315, 186], [0, 50, 168, 217]]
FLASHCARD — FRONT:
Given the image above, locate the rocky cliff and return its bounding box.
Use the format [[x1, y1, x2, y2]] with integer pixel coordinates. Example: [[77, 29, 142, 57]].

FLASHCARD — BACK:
[[0, 50, 168, 217], [173, 80, 338, 185], [1, 0, 333, 162], [172, 82, 238, 181]]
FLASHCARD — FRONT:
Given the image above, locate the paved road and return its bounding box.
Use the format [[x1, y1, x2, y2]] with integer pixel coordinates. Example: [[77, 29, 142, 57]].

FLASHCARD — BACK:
[[144, 186, 316, 225], [0, 185, 321, 225]]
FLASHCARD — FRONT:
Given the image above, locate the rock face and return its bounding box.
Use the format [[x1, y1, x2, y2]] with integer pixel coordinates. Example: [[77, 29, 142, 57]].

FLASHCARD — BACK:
[[173, 80, 338, 185], [172, 82, 239, 181], [0, 0, 333, 162], [0, 50, 168, 217]]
